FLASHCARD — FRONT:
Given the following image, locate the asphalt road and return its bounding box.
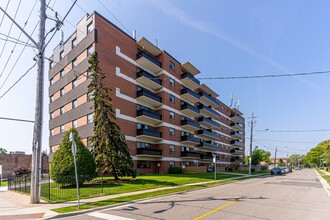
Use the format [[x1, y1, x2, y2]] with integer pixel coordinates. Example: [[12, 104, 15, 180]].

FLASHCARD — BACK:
[[60, 169, 330, 220]]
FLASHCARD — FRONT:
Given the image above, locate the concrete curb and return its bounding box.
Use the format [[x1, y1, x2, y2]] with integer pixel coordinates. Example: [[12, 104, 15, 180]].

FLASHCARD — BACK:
[[315, 170, 330, 198], [43, 173, 270, 219]]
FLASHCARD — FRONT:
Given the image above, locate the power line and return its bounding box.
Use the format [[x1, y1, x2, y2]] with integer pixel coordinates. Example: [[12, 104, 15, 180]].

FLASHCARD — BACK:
[[95, 0, 131, 34], [0, 0, 22, 60], [0, 32, 36, 47], [197, 70, 330, 80], [251, 137, 318, 144], [72, 0, 88, 14], [43, 0, 77, 52], [0, 62, 37, 100], [0, 37, 35, 48], [0, 0, 10, 27], [255, 128, 330, 133]]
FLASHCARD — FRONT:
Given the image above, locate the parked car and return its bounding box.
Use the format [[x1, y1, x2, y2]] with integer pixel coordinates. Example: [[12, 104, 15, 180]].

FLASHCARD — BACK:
[[295, 166, 301, 170], [271, 167, 282, 175], [283, 167, 292, 173]]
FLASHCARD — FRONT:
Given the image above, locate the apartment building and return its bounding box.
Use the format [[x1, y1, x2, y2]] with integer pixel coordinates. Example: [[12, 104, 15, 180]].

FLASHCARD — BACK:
[[48, 12, 245, 174]]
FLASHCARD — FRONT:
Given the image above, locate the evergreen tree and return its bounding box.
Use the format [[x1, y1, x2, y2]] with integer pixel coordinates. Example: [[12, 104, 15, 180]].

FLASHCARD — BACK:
[[87, 53, 133, 180]]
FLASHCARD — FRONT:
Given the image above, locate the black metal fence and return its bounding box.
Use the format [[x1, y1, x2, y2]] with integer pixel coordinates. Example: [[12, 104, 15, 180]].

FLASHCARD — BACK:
[[8, 175, 106, 203]]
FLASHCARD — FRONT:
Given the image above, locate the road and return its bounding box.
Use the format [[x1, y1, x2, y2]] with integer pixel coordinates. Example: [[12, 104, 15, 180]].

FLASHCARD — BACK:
[[60, 169, 330, 220]]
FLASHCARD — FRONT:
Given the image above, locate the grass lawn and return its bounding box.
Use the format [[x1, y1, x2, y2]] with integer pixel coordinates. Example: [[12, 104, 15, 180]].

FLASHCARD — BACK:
[[0, 181, 7, 186], [53, 176, 260, 214], [32, 173, 241, 203]]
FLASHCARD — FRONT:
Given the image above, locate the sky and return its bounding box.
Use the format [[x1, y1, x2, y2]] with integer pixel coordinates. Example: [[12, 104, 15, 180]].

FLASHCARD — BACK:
[[0, 0, 330, 158]]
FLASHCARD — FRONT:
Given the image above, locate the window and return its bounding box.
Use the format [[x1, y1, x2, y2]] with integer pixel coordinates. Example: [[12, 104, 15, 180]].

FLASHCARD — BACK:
[[169, 161, 175, 167], [87, 70, 93, 77], [137, 142, 150, 149], [51, 129, 54, 136], [169, 61, 175, 70], [72, 79, 78, 88], [88, 91, 94, 101], [50, 95, 54, 102], [50, 78, 54, 86], [87, 45, 94, 56], [72, 58, 78, 68], [50, 112, 54, 119], [60, 106, 65, 114], [137, 123, 150, 130], [60, 88, 65, 96], [50, 61, 54, 69], [137, 161, 151, 168], [169, 145, 175, 152], [181, 146, 189, 152], [87, 113, 94, 123], [170, 128, 175, 136], [60, 50, 64, 60], [60, 69, 65, 78], [87, 22, 93, 33], [72, 37, 77, 48], [181, 161, 189, 168], [169, 78, 175, 87], [169, 111, 175, 119], [169, 94, 175, 103], [60, 125, 65, 133], [222, 106, 224, 112], [73, 120, 78, 128], [72, 99, 78, 108]]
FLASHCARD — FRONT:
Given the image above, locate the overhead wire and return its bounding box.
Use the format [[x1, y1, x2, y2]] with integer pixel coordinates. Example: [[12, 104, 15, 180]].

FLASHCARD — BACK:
[[0, 0, 10, 27], [255, 128, 330, 133]]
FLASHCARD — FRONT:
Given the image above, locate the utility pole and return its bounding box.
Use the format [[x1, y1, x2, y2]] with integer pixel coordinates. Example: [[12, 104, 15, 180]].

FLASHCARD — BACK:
[[274, 147, 277, 167], [248, 112, 256, 175], [0, 0, 46, 204], [30, 0, 46, 204]]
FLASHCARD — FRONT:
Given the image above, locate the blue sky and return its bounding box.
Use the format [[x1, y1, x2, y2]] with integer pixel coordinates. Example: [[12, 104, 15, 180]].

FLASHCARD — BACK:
[[0, 0, 329, 158]]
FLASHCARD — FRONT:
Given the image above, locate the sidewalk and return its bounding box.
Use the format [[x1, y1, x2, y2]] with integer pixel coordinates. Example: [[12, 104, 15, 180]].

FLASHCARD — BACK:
[[0, 173, 266, 219]]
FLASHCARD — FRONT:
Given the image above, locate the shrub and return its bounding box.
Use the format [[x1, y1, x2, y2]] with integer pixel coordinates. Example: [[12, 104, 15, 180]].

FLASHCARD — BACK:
[[169, 166, 182, 174], [131, 169, 138, 178], [50, 128, 96, 185], [13, 166, 30, 176], [228, 167, 233, 172]]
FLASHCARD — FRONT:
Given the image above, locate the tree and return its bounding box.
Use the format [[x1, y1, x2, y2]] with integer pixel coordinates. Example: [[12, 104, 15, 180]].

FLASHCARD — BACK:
[[88, 53, 133, 180], [321, 140, 330, 166], [0, 147, 7, 154], [13, 166, 30, 176], [50, 128, 96, 185], [288, 154, 305, 167], [305, 141, 327, 167], [251, 149, 271, 165]]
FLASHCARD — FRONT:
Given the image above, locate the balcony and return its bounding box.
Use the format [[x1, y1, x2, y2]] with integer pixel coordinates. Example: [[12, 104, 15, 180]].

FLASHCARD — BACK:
[[198, 141, 219, 151], [230, 140, 244, 148], [136, 70, 162, 90], [230, 131, 243, 140], [199, 92, 218, 108], [136, 148, 162, 157], [197, 129, 219, 140], [181, 87, 200, 103], [181, 72, 200, 90], [230, 122, 243, 131], [198, 116, 219, 129], [137, 88, 162, 108], [230, 114, 244, 124], [137, 109, 162, 125], [181, 151, 201, 159], [230, 149, 244, 155], [136, 128, 162, 142], [200, 154, 213, 160], [181, 118, 200, 132], [136, 51, 162, 74], [181, 102, 200, 118], [198, 103, 220, 118], [181, 135, 201, 146]]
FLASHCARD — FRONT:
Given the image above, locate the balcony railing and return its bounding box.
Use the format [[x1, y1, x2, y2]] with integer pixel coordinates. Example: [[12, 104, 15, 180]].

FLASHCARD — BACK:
[[200, 154, 213, 160], [181, 135, 201, 144], [197, 129, 219, 140], [198, 103, 220, 117], [137, 148, 162, 156], [137, 128, 162, 138], [137, 70, 162, 85], [198, 116, 219, 128], [181, 118, 200, 129], [230, 113, 244, 123], [181, 72, 200, 85], [230, 131, 243, 139], [199, 92, 218, 107], [137, 88, 162, 103], [199, 141, 219, 150], [230, 122, 243, 131], [137, 109, 162, 121], [230, 149, 243, 155], [181, 151, 200, 158], [181, 103, 200, 114], [137, 51, 162, 67], [230, 140, 244, 147], [181, 87, 200, 102]]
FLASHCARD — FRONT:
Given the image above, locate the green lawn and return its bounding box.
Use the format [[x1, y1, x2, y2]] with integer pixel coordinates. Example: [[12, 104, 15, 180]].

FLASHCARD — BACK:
[[0, 181, 7, 186], [14, 173, 240, 203]]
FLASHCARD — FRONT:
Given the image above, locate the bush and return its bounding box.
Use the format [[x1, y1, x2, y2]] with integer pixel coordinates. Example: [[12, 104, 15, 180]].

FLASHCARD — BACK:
[[228, 167, 233, 171], [131, 169, 138, 178], [50, 128, 96, 185], [13, 166, 30, 176], [169, 166, 182, 174], [251, 168, 255, 172]]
